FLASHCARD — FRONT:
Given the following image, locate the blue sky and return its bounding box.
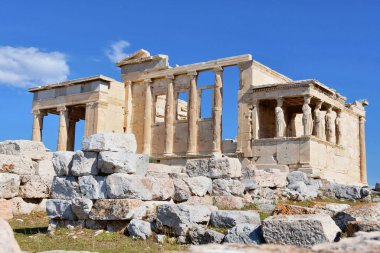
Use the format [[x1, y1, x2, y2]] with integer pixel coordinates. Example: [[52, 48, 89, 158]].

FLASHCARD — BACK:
[[0, 0, 379, 185]]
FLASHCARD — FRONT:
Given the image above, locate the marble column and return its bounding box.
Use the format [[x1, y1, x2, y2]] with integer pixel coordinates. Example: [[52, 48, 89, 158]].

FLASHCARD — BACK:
[[57, 106, 69, 151], [164, 75, 175, 156], [67, 118, 77, 151], [32, 110, 44, 142], [359, 116, 367, 184], [187, 71, 198, 155], [124, 80, 133, 133], [143, 79, 152, 155], [212, 66, 223, 153]]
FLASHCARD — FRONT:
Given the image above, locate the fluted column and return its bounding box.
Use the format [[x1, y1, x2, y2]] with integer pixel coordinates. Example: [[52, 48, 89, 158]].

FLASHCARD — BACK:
[[164, 75, 175, 156], [143, 79, 152, 155], [359, 116, 367, 184], [32, 110, 44, 142], [124, 80, 133, 133], [187, 71, 198, 155], [57, 106, 69, 151], [212, 66, 223, 153]]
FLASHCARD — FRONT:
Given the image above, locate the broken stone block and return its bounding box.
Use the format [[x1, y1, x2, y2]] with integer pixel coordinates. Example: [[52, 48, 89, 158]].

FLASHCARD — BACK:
[[142, 176, 174, 201], [333, 203, 380, 231], [213, 195, 245, 210], [0, 140, 47, 160], [173, 177, 191, 202], [37, 156, 56, 186], [147, 163, 184, 177], [71, 151, 98, 176], [242, 168, 288, 189], [0, 173, 20, 198], [127, 219, 152, 240], [46, 199, 75, 220], [71, 198, 93, 219], [19, 175, 50, 198], [186, 155, 241, 179], [212, 178, 245, 196], [262, 214, 341, 247], [0, 154, 36, 175], [98, 152, 149, 176], [144, 200, 174, 216], [11, 197, 45, 215], [287, 171, 309, 185], [347, 220, 380, 236], [82, 133, 137, 152], [51, 176, 82, 200], [89, 199, 143, 220], [210, 210, 260, 229], [78, 175, 107, 199], [52, 151, 74, 176], [185, 176, 212, 197], [223, 223, 263, 244], [106, 173, 152, 200], [189, 225, 225, 245], [156, 204, 214, 236]]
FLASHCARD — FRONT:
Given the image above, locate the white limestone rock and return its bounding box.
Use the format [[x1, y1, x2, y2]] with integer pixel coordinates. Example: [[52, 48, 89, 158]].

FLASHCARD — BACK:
[[210, 210, 260, 228], [135, 154, 149, 176], [46, 199, 75, 220], [0, 219, 22, 253], [52, 151, 74, 176], [127, 219, 152, 240], [186, 155, 241, 179], [51, 176, 82, 200], [212, 178, 245, 196], [156, 204, 215, 236], [106, 173, 152, 200], [142, 176, 174, 200], [98, 151, 137, 174], [37, 156, 56, 185], [213, 195, 245, 210], [262, 214, 341, 247], [144, 200, 174, 216], [71, 198, 93, 219], [71, 151, 98, 176], [0, 154, 36, 175], [19, 175, 50, 198], [224, 223, 263, 244], [82, 133, 137, 152], [78, 175, 107, 199], [189, 225, 225, 245], [11, 197, 41, 215], [0, 173, 20, 198], [173, 177, 191, 202], [242, 168, 288, 189], [89, 199, 143, 220], [287, 171, 309, 185], [185, 176, 212, 197], [147, 163, 184, 178], [0, 140, 47, 160]]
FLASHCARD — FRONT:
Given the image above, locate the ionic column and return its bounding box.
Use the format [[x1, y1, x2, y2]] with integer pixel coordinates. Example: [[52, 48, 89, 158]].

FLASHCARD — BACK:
[[212, 66, 223, 153], [164, 75, 175, 156], [124, 80, 133, 133], [57, 106, 69, 151], [251, 100, 260, 139], [359, 116, 367, 184], [143, 79, 152, 155], [187, 71, 198, 155], [32, 110, 44, 142], [67, 118, 77, 151]]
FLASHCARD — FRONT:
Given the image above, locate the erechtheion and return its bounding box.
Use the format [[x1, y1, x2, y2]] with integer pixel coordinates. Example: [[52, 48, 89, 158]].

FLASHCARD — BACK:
[[28, 49, 368, 185]]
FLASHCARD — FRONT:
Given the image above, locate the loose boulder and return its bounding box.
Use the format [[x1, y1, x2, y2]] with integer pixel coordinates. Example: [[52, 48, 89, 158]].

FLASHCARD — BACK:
[[127, 219, 152, 240]]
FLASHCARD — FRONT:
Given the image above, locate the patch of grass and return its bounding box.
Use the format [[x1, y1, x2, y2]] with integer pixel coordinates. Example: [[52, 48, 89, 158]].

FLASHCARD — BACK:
[[258, 212, 270, 221], [9, 213, 187, 253], [207, 226, 228, 234]]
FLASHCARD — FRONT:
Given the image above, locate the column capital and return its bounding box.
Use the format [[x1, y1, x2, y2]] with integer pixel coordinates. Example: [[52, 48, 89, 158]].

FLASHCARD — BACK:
[[303, 95, 312, 104], [32, 109, 41, 116], [144, 78, 152, 84], [359, 116, 366, 123], [276, 97, 284, 105], [124, 80, 132, 86], [187, 71, 198, 77], [57, 106, 67, 113], [166, 74, 175, 80], [213, 66, 223, 74]]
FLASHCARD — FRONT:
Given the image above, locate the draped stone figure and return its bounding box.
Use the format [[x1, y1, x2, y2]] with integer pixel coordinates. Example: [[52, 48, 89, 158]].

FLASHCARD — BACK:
[[302, 96, 313, 136], [275, 98, 286, 137], [326, 106, 336, 143], [313, 101, 325, 140], [335, 110, 343, 145]]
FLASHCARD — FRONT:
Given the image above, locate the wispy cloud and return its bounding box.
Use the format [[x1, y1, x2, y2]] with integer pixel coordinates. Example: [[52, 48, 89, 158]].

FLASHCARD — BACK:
[[0, 46, 69, 88], [105, 40, 130, 63]]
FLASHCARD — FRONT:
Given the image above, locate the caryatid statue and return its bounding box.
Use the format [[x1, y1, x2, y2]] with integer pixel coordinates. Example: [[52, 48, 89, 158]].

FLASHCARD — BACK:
[[313, 100, 325, 140], [325, 105, 336, 143], [335, 110, 343, 145], [275, 97, 286, 137], [302, 96, 313, 136]]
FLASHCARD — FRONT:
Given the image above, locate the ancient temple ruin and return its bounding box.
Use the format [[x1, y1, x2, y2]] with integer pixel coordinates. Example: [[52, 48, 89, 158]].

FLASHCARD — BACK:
[[28, 49, 368, 185]]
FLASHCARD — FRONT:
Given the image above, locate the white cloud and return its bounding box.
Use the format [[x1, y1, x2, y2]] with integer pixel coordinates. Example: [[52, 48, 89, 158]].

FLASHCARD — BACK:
[[105, 40, 130, 63], [0, 46, 69, 88]]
